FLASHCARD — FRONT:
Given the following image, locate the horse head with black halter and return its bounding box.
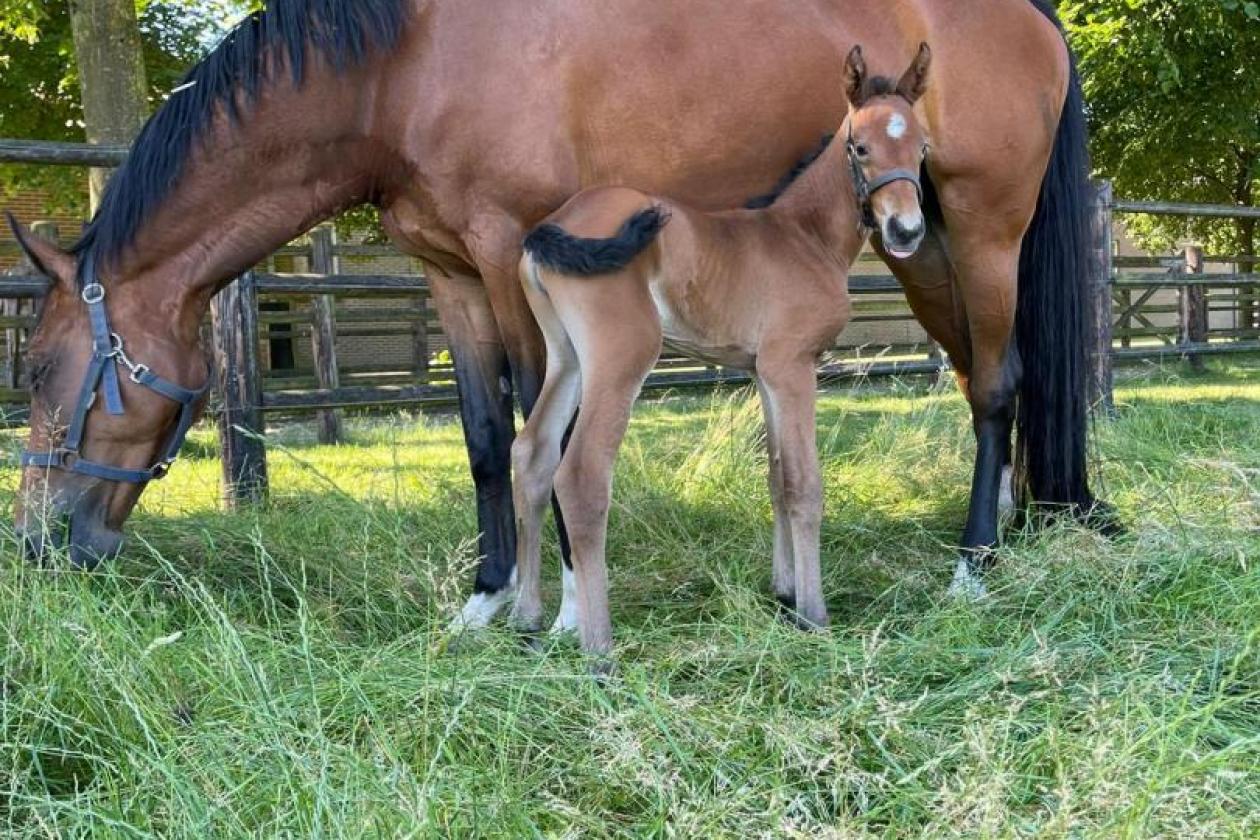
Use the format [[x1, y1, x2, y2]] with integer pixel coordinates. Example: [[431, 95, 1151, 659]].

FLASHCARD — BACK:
[[7, 218, 211, 570], [842, 43, 932, 259]]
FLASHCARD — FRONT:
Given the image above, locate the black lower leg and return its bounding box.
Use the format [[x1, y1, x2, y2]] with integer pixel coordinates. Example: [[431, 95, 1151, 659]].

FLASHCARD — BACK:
[[451, 343, 518, 597], [960, 356, 1019, 576]]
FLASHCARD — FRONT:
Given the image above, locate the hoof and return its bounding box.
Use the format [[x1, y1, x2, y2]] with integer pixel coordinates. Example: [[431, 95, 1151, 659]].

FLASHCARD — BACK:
[[517, 630, 545, 654], [1083, 499, 1124, 538], [587, 655, 618, 682], [773, 592, 797, 613], [948, 557, 989, 601]]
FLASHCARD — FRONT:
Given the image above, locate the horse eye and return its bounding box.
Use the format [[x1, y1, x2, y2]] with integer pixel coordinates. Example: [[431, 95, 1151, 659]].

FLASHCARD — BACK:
[[855, 144, 870, 158]]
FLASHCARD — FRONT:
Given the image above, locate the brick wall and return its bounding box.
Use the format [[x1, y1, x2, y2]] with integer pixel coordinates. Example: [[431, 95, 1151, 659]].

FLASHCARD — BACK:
[[0, 190, 87, 270]]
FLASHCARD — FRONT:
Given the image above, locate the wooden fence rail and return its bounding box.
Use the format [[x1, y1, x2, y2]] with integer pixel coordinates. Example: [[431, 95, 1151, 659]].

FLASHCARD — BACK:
[[2, 142, 1258, 506]]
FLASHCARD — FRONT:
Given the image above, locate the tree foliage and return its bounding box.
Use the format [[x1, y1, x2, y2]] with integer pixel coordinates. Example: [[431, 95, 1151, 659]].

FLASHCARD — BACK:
[[0, 1, 242, 212], [1062, 0, 1260, 255]]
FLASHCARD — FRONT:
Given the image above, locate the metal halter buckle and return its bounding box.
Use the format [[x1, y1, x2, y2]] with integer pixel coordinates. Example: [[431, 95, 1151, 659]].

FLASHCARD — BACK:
[[81, 283, 106, 305], [107, 332, 146, 381]]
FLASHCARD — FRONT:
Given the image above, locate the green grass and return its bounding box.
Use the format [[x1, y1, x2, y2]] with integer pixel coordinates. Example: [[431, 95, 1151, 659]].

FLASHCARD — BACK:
[[1, 360, 1258, 837]]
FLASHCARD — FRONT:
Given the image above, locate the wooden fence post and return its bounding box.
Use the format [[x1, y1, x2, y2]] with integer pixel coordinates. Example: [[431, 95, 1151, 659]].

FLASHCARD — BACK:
[[308, 227, 343, 444], [3, 222, 58, 390], [1179, 245, 1207, 372], [1091, 181, 1116, 416], [411, 291, 430, 382], [211, 271, 268, 508]]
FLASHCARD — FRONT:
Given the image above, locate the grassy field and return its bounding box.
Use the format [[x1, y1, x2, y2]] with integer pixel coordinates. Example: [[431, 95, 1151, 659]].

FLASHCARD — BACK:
[[1, 361, 1258, 838]]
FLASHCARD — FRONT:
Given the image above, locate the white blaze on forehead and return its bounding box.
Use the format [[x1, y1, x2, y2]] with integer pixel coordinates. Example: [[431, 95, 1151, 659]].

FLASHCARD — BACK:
[[887, 113, 908, 140]]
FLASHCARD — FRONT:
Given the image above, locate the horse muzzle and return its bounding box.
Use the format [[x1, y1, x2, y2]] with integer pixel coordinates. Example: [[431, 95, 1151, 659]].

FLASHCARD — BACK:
[[17, 503, 124, 571], [882, 213, 926, 260]]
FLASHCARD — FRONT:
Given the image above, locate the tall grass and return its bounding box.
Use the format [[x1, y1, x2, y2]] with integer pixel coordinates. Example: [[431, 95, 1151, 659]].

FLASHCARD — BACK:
[[1, 362, 1257, 837]]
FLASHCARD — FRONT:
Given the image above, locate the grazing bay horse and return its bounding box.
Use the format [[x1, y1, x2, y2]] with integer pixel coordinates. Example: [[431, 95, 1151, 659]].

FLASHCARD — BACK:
[[511, 46, 932, 654], [9, 0, 1100, 613]]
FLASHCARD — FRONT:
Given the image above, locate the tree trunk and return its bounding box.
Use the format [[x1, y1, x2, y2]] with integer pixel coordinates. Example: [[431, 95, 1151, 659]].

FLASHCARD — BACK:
[[67, 0, 149, 212], [1234, 165, 1257, 338]]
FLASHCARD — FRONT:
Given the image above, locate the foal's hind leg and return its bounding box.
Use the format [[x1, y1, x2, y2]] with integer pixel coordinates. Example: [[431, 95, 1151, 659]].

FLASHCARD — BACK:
[[549, 283, 662, 657], [510, 263, 582, 634], [756, 355, 827, 630]]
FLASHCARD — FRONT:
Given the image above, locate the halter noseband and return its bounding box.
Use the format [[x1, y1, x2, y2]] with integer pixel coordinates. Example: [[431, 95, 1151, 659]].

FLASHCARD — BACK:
[[845, 121, 924, 230], [20, 253, 210, 484]]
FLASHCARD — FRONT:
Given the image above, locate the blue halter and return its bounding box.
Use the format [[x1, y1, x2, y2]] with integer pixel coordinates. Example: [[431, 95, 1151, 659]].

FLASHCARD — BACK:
[[20, 253, 210, 483]]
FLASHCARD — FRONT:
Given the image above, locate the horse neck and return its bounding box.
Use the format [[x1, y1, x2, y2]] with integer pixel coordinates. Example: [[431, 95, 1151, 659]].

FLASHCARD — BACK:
[[763, 131, 865, 259], [109, 69, 395, 334]]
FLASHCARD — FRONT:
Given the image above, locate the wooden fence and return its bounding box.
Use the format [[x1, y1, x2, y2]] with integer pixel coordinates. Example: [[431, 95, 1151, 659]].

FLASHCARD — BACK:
[[2, 138, 1258, 505]]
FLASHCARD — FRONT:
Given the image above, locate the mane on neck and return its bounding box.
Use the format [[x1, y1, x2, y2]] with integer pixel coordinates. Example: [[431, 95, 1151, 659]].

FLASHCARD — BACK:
[[73, 0, 411, 277]]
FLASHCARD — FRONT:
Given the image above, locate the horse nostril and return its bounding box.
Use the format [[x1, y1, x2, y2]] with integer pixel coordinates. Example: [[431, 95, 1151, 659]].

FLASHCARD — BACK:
[[889, 216, 924, 242]]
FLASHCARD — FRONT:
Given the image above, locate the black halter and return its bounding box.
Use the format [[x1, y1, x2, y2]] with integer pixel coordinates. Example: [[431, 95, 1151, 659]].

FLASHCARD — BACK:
[[20, 253, 210, 484], [845, 121, 924, 230]]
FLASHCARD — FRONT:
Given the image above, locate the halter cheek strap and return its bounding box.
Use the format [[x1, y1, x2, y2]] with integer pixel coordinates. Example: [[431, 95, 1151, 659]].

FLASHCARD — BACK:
[[20, 253, 210, 484]]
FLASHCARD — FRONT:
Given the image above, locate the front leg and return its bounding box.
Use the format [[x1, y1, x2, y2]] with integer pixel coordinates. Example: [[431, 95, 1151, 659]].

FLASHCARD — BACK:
[[757, 357, 828, 630], [429, 271, 519, 630], [756, 377, 795, 611]]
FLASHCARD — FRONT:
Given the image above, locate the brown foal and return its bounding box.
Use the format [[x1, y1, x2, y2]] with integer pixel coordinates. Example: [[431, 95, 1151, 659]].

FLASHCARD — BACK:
[[510, 47, 933, 655]]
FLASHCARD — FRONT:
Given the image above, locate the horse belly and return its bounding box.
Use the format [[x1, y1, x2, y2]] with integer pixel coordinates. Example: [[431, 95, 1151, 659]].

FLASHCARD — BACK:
[[650, 283, 755, 370]]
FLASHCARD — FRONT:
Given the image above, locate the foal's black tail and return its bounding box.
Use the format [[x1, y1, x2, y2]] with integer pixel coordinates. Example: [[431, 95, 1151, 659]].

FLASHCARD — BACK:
[[1015, 1, 1100, 516], [522, 206, 669, 277]]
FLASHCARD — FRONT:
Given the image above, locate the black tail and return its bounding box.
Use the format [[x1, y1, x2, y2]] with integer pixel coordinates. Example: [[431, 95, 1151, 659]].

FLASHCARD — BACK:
[[522, 206, 669, 277], [1015, 1, 1098, 514]]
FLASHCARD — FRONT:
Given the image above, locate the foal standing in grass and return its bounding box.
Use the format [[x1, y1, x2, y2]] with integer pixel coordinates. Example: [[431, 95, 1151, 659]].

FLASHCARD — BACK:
[[510, 45, 934, 656]]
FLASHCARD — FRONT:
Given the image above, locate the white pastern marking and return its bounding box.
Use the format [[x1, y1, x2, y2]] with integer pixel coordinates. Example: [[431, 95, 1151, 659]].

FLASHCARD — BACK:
[[450, 568, 517, 632], [998, 465, 1015, 515], [887, 113, 907, 140], [550, 564, 579, 634], [450, 591, 513, 632], [948, 558, 989, 601]]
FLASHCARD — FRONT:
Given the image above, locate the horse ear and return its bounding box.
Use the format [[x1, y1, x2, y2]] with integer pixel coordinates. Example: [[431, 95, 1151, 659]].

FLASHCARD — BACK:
[[843, 45, 867, 106], [6, 212, 76, 286], [896, 43, 932, 104]]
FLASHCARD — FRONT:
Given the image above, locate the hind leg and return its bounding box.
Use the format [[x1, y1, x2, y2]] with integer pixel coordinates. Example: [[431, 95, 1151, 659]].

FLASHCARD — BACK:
[[547, 276, 663, 657], [943, 230, 1028, 594], [877, 222, 1018, 598], [510, 260, 584, 634]]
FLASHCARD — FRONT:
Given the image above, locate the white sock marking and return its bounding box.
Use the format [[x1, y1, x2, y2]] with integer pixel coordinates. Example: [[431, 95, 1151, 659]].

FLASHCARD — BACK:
[[550, 564, 579, 634], [948, 557, 989, 601], [998, 465, 1015, 515], [448, 568, 517, 632]]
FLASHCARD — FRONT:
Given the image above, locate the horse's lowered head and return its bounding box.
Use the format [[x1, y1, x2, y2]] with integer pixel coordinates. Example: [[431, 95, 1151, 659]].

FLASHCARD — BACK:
[[843, 43, 932, 260], [7, 216, 210, 570]]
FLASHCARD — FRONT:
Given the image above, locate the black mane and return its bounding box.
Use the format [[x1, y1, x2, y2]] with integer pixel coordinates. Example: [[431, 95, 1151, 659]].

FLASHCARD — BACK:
[[744, 134, 836, 210], [744, 74, 905, 210], [74, 0, 410, 272]]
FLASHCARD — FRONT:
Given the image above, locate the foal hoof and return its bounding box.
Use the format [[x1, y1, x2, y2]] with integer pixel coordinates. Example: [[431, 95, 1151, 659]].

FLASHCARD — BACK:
[[587, 655, 618, 682]]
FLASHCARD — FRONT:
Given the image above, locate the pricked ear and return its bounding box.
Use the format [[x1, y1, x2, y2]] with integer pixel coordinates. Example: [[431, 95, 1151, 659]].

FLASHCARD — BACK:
[[843, 45, 867, 106], [6, 212, 76, 286], [896, 43, 932, 104]]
